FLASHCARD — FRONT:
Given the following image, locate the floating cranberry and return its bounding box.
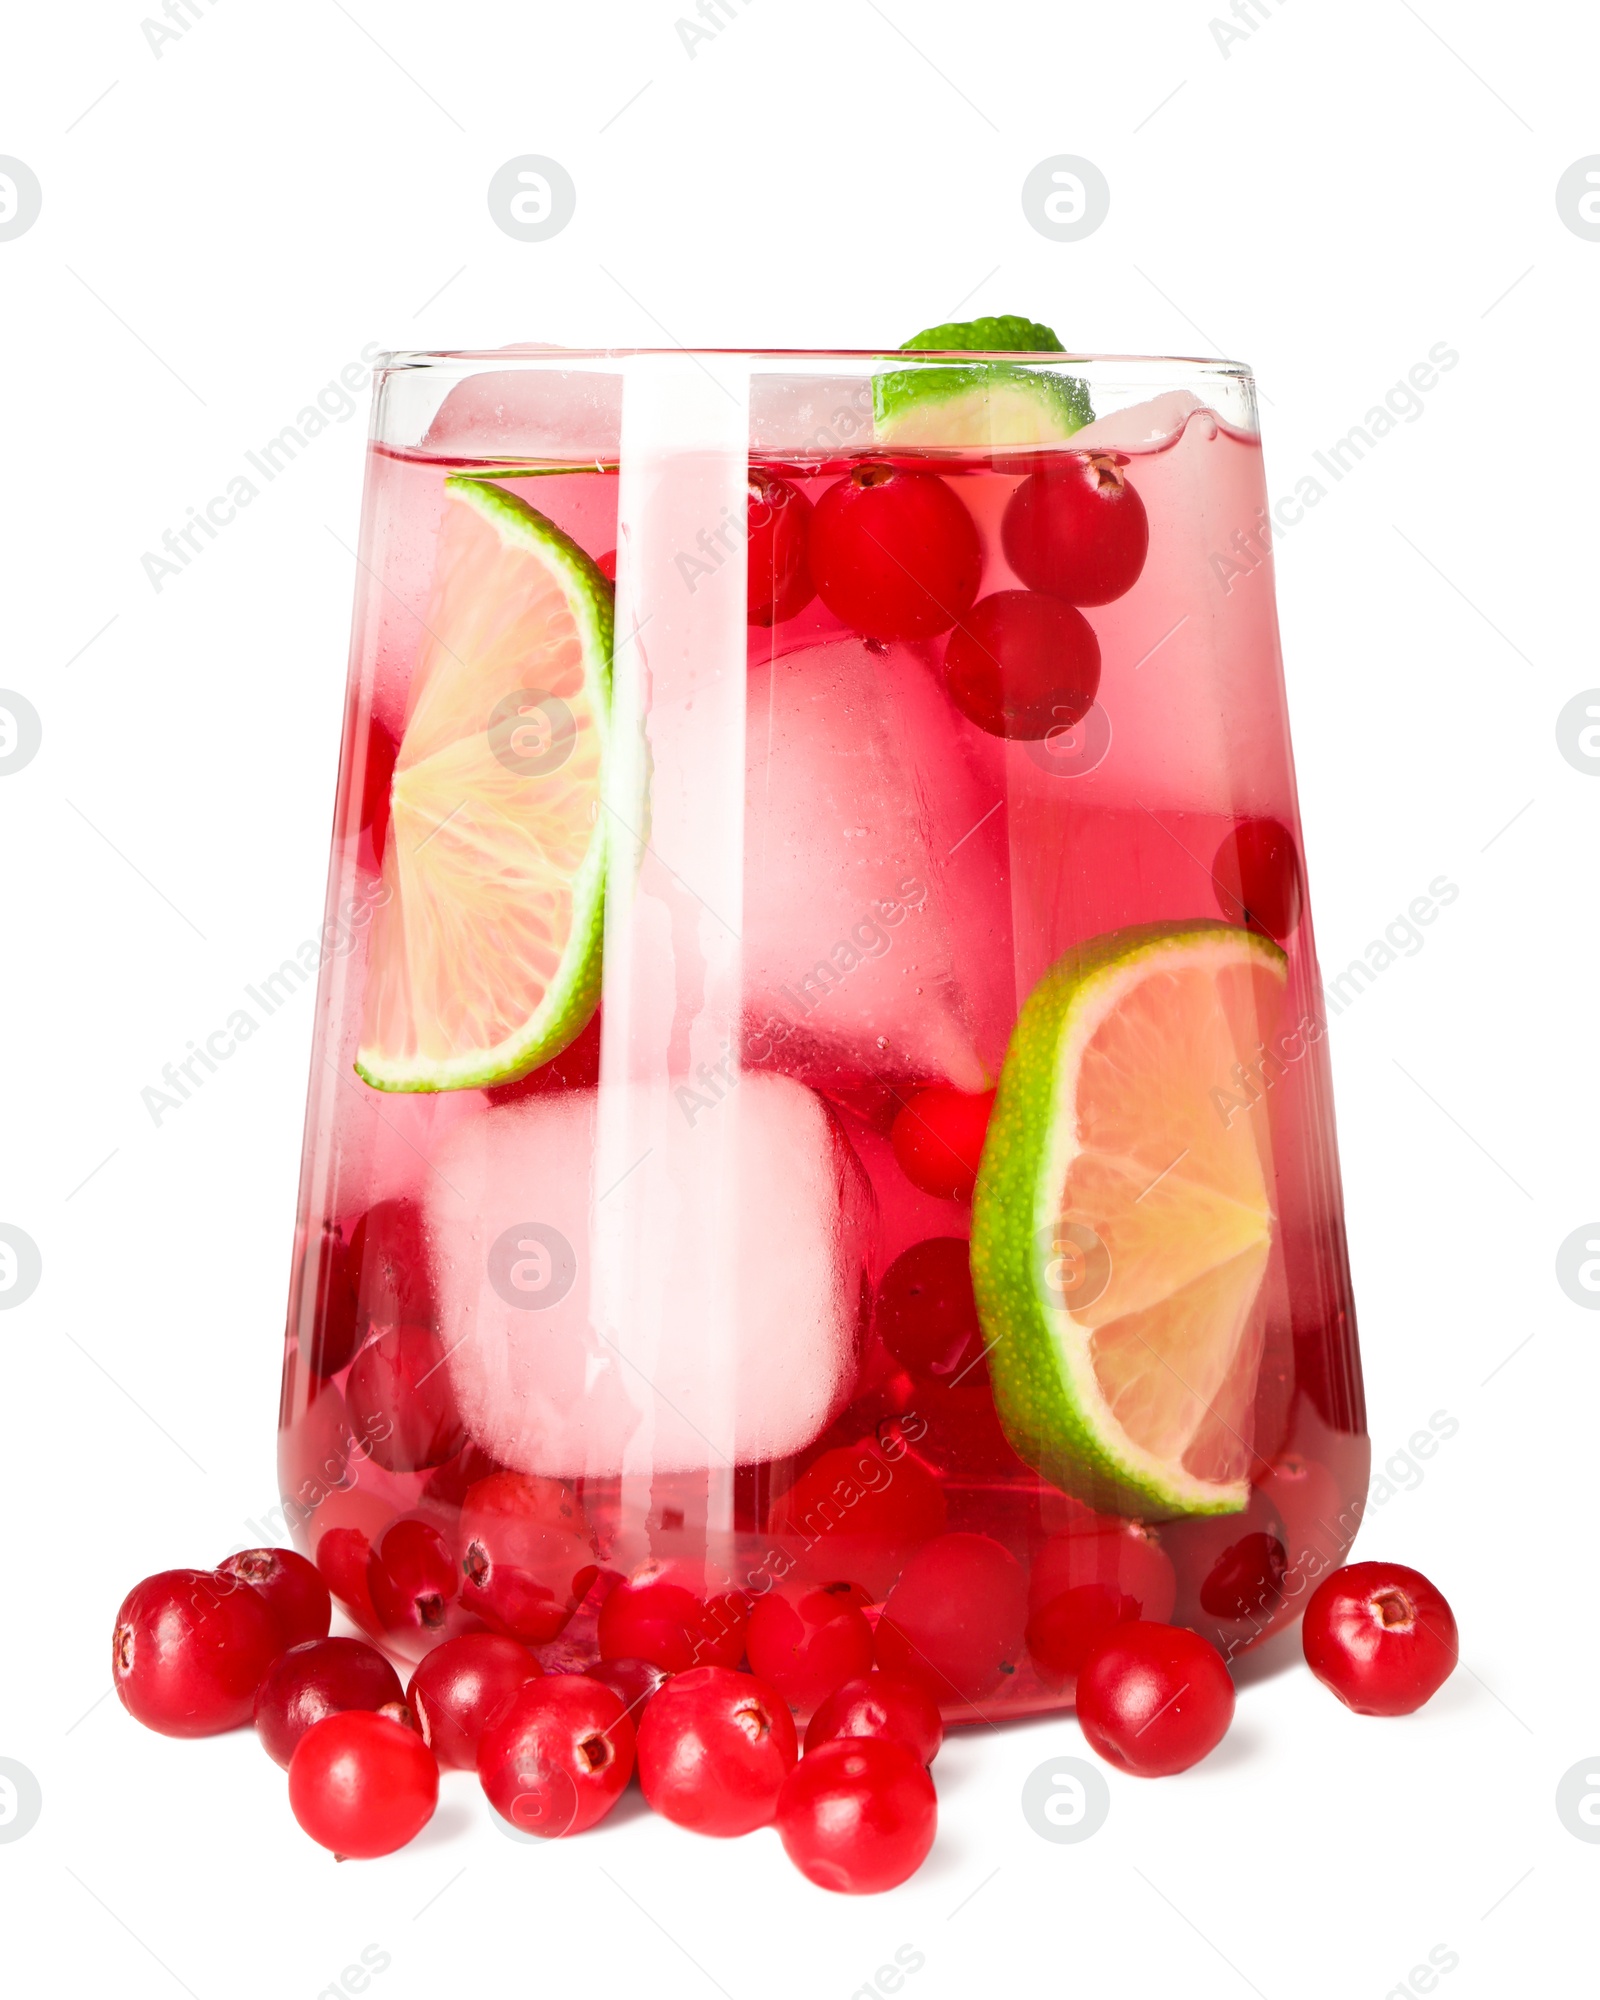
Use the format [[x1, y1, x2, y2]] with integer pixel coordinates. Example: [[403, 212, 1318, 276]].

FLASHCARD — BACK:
[[478, 1675, 635, 1837], [804, 1670, 944, 1767], [1254, 1450, 1349, 1579], [304, 1223, 361, 1378], [458, 1471, 597, 1645], [1212, 816, 1304, 941], [875, 1533, 1027, 1704], [944, 590, 1101, 740], [890, 1088, 994, 1204], [216, 1546, 331, 1650], [254, 1637, 404, 1768], [745, 1582, 875, 1712], [348, 1197, 436, 1332], [1163, 1487, 1289, 1652], [775, 1738, 937, 1894], [637, 1665, 797, 1837], [1001, 453, 1149, 605], [344, 1324, 467, 1474], [1076, 1621, 1234, 1776], [597, 1568, 747, 1674], [112, 1568, 283, 1739], [288, 1710, 438, 1858], [748, 472, 814, 624], [768, 1440, 947, 1598], [1301, 1562, 1458, 1716], [596, 549, 617, 582], [585, 1656, 672, 1727], [407, 1633, 543, 1768], [809, 464, 981, 642], [874, 1237, 988, 1387], [358, 718, 398, 866], [368, 1518, 458, 1639]]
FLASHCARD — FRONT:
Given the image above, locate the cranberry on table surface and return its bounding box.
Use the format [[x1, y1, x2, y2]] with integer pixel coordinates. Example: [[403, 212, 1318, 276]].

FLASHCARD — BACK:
[[478, 1675, 635, 1838], [875, 1533, 1027, 1705], [368, 1518, 459, 1640], [1301, 1562, 1458, 1716], [344, 1324, 467, 1474], [255, 1637, 404, 1768], [1000, 452, 1149, 606], [458, 1470, 597, 1645], [890, 1088, 995, 1205], [113, 1568, 284, 1739], [636, 1665, 797, 1837], [745, 1582, 875, 1712], [747, 472, 814, 625], [804, 1670, 944, 1767], [809, 464, 982, 642], [776, 1738, 937, 1894], [1075, 1621, 1235, 1777], [585, 1655, 672, 1727], [875, 1238, 988, 1388], [288, 1711, 438, 1859], [407, 1634, 543, 1769], [944, 590, 1102, 741], [215, 1546, 331, 1650], [1211, 816, 1304, 942]]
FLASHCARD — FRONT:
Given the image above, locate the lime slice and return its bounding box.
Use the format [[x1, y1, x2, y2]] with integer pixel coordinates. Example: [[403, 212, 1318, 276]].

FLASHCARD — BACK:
[[971, 922, 1287, 1517], [355, 476, 611, 1092], [876, 314, 1092, 447]]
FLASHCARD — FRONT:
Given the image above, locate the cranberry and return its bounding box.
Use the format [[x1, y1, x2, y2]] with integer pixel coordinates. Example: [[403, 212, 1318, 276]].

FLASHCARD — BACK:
[[944, 590, 1101, 740], [1026, 1515, 1175, 1677], [890, 1088, 994, 1204], [254, 1637, 404, 1768], [768, 1440, 947, 1598], [747, 472, 814, 625], [875, 1533, 1027, 1704], [1255, 1450, 1349, 1581], [586, 1656, 671, 1726], [478, 1675, 635, 1837], [597, 1567, 747, 1673], [745, 1582, 874, 1712], [596, 549, 617, 582], [1301, 1562, 1458, 1716], [809, 464, 981, 642], [216, 1546, 331, 1650], [874, 1237, 988, 1387], [288, 1710, 438, 1857], [1211, 816, 1304, 941], [1163, 1488, 1289, 1651], [1076, 1621, 1234, 1776], [804, 1671, 944, 1767], [344, 1324, 467, 1474], [358, 718, 398, 865], [376, 1699, 419, 1732], [315, 1527, 379, 1627], [1001, 453, 1149, 606], [637, 1665, 797, 1837], [305, 1222, 361, 1378], [349, 1196, 435, 1328], [407, 1633, 542, 1768], [417, 1441, 508, 1528], [458, 1472, 597, 1645], [775, 1738, 937, 1894], [112, 1568, 283, 1738], [368, 1518, 458, 1639]]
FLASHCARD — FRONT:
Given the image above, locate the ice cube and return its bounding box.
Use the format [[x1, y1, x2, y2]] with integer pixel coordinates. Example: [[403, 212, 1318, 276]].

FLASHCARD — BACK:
[[743, 635, 1014, 1092], [1070, 390, 1207, 455], [421, 358, 622, 464], [749, 373, 876, 462], [427, 1073, 873, 1480]]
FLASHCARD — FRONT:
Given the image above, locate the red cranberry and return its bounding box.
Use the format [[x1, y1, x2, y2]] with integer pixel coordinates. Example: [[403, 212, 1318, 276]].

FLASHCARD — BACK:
[[254, 1637, 404, 1768], [745, 1582, 874, 1712], [407, 1633, 542, 1768], [315, 1527, 378, 1628], [458, 1472, 597, 1645], [876, 1533, 1027, 1704], [216, 1546, 331, 1650], [747, 472, 814, 624], [1001, 453, 1149, 605], [344, 1324, 467, 1474], [478, 1675, 635, 1837], [875, 1238, 988, 1387], [586, 1656, 671, 1726], [288, 1710, 438, 1857], [1255, 1450, 1349, 1580], [368, 1518, 458, 1639], [809, 464, 981, 641], [637, 1665, 797, 1837], [112, 1568, 283, 1738], [804, 1671, 944, 1766], [305, 1222, 361, 1378], [348, 1196, 436, 1330], [1162, 1488, 1289, 1652], [1028, 1517, 1176, 1621], [768, 1440, 947, 1598], [358, 718, 398, 865], [596, 1568, 747, 1673], [944, 590, 1101, 740], [776, 1738, 937, 1893], [1301, 1562, 1458, 1716], [1076, 1622, 1235, 1776], [596, 549, 617, 582], [890, 1088, 994, 1204], [1212, 817, 1304, 941]]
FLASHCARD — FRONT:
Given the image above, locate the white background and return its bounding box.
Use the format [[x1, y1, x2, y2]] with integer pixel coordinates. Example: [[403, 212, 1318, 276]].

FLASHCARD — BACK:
[[3, 1, 1597, 1994]]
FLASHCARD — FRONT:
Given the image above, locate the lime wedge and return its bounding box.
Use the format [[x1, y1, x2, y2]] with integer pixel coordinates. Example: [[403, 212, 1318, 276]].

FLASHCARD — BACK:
[[876, 314, 1092, 447], [971, 923, 1288, 1517], [355, 476, 610, 1092]]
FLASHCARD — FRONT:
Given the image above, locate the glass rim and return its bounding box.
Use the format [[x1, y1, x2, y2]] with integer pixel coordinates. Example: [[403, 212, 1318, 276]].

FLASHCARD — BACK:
[[375, 346, 1254, 376]]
